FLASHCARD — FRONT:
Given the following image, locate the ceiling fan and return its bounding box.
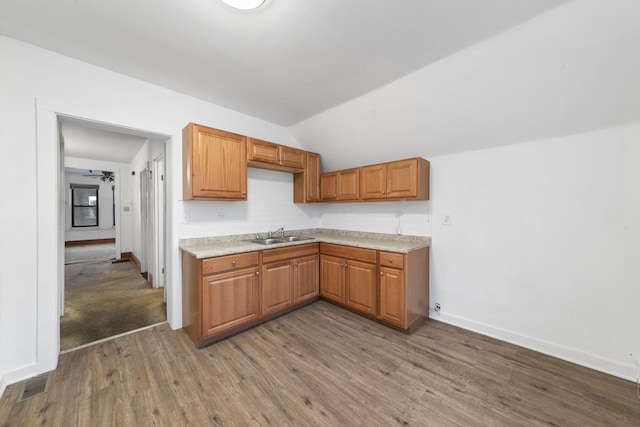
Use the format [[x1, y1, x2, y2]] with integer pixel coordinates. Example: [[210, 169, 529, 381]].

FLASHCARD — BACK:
[[83, 170, 115, 183]]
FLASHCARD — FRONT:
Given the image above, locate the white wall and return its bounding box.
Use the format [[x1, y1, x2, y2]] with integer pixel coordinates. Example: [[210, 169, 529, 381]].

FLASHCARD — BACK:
[[0, 36, 318, 394], [428, 124, 640, 380], [288, 0, 640, 381]]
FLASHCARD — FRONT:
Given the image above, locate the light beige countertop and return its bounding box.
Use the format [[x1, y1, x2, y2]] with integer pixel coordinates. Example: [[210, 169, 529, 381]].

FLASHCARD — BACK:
[[180, 228, 431, 259]]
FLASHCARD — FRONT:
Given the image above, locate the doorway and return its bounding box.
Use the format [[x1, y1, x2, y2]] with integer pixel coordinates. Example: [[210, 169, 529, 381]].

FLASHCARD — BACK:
[[58, 117, 170, 350]]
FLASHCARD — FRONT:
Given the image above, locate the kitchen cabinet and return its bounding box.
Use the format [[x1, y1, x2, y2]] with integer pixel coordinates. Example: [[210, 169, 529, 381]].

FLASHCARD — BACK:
[[320, 243, 377, 316], [360, 158, 430, 201], [182, 123, 247, 200], [247, 137, 305, 172], [377, 248, 430, 332], [182, 251, 260, 347], [261, 243, 319, 316], [293, 151, 320, 203], [320, 168, 360, 201]]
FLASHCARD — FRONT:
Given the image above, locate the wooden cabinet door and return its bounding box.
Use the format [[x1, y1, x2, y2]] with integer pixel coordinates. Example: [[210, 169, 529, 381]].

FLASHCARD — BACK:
[[386, 159, 417, 199], [345, 259, 377, 316], [360, 164, 387, 200], [338, 168, 360, 200], [320, 254, 345, 303], [247, 138, 279, 165], [294, 254, 319, 303], [294, 152, 320, 203], [201, 266, 260, 336], [320, 172, 339, 201], [262, 260, 294, 316], [378, 266, 406, 327], [280, 146, 305, 170], [185, 124, 247, 200]]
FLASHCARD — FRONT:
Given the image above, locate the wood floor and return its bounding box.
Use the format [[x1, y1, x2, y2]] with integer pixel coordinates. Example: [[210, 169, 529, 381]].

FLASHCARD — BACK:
[[1, 301, 638, 426]]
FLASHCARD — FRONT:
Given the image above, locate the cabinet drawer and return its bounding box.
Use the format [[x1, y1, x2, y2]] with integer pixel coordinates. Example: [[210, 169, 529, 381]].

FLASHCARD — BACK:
[[202, 252, 259, 275], [262, 243, 319, 264], [320, 243, 377, 263], [379, 251, 405, 269]]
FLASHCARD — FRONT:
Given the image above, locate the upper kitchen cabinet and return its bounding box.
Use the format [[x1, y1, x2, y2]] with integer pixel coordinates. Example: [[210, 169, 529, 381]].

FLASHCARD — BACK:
[[360, 158, 430, 201], [293, 152, 320, 203], [182, 123, 247, 200], [247, 137, 305, 172], [320, 168, 360, 202]]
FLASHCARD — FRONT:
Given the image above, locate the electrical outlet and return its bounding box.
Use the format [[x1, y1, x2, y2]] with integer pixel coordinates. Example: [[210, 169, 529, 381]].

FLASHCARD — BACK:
[[442, 214, 452, 226], [434, 303, 441, 312]]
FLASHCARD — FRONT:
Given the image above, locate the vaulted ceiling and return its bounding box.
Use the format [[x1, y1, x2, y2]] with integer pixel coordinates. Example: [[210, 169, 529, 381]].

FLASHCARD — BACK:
[[0, 0, 566, 126]]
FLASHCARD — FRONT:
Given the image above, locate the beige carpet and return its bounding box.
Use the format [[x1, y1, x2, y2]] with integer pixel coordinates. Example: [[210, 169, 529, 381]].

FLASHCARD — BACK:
[[61, 246, 166, 350]]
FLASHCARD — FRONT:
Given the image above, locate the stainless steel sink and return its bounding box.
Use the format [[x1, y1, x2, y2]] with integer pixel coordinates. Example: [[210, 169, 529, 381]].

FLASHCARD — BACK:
[[250, 238, 285, 245], [248, 236, 314, 245], [280, 236, 314, 242]]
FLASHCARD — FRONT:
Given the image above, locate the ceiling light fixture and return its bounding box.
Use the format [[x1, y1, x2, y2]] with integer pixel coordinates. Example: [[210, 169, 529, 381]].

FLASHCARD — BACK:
[[220, 0, 265, 10]]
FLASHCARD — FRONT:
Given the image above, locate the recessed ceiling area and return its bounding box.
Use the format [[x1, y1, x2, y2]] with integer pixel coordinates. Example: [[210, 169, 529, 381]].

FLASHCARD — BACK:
[[0, 0, 567, 126], [60, 117, 157, 164]]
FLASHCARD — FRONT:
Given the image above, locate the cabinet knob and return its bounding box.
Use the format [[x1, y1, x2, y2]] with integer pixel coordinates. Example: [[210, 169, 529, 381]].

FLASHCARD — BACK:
[[242, 191, 247, 195], [381, 191, 385, 194], [388, 258, 393, 263], [380, 272, 384, 276], [232, 260, 236, 266], [256, 271, 260, 276]]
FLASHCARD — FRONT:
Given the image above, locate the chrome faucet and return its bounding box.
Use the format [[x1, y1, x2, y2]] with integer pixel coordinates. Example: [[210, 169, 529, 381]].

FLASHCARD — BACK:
[[268, 227, 285, 238]]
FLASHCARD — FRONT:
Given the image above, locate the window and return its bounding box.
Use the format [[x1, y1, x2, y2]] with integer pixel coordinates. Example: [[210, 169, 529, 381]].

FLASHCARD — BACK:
[[71, 185, 99, 227]]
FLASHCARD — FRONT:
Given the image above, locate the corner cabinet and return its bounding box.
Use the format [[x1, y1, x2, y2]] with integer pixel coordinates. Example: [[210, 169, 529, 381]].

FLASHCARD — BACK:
[[320, 168, 360, 201], [293, 152, 320, 203], [182, 123, 247, 200], [261, 244, 319, 315], [320, 244, 377, 317], [360, 158, 430, 201]]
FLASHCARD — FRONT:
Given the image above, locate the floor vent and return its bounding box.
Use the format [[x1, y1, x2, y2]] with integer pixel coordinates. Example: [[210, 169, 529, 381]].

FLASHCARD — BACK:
[[19, 372, 51, 401], [111, 258, 131, 264]]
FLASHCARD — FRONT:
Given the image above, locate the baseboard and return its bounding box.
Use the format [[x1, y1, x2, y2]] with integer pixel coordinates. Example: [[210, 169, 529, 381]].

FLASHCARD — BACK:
[[65, 238, 115, 247], [0, 363, 42, 399], [432, 312, 636, 383], [121, 252, 142, 270], [0, 374, 6, 399]]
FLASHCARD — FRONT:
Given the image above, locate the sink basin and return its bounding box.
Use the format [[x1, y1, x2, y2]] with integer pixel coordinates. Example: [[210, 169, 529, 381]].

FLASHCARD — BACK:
[[250, 238, 285, 245], [280, 236, 314, 242], [248, 236, 314, 245]]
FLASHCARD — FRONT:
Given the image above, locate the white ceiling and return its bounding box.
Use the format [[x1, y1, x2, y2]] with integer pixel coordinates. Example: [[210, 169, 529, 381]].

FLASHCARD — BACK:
[[0, 0, 567, 126], [60, 117, 151, 163]]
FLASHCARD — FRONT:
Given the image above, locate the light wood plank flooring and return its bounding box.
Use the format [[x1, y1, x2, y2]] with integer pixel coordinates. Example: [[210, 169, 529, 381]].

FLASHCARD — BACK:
[[1, 301, 638, 426]]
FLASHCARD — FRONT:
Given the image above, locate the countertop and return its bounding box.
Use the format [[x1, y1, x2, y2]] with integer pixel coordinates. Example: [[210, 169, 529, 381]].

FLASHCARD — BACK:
[[180, 229, 431, 259]]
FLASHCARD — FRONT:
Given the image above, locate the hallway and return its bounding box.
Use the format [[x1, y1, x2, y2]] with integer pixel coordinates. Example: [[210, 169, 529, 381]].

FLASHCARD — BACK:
[[61, 243, 166, 350]]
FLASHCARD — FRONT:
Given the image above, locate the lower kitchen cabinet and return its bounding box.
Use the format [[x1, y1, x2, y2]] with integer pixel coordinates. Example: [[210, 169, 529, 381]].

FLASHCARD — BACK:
[[183, 244, 320, 347], [261, 243, 319, 316], [320, 243, 377, 317], [182, 251, 260, 347], [182, 240, 429, 347], [202, 265, 260, 336], [320, 243, 430, 332], [378, 248, 430, 332]]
